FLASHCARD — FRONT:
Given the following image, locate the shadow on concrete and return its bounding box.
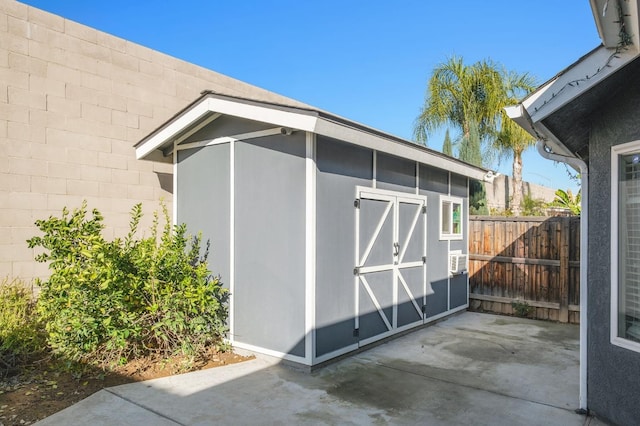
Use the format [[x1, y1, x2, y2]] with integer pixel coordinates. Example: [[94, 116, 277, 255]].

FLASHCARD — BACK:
[[35, 312, 594, 426]]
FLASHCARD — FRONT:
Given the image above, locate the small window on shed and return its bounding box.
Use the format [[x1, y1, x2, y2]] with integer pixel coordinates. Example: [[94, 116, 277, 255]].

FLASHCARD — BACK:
[[440, 196, 463, 240]]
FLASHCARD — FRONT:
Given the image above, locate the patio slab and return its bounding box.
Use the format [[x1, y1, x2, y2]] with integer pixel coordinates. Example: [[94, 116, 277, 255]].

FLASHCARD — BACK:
[[36, 312, 606, 425]]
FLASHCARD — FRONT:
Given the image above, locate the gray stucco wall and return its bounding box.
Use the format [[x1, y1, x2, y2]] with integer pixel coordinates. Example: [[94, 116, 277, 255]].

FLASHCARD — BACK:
[[376, 152, 416, 193], [315, 137, 372, 357], [419, 166, 470, 316], [419, 165, 450, 318], [177, 145, 230, 289], [183, 116, 273, 143], [315, 143, 471, 358], [234, 134, 307, 357], [587, 80, 640, 425]]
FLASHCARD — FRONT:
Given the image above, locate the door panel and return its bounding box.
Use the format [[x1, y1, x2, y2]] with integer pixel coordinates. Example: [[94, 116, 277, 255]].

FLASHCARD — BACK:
[[397, 266, 424, 328], [355, 187, 427, 345], [359, 198, 394, 269], [358, 270, 394, 341], [398, 201, 424, 264]]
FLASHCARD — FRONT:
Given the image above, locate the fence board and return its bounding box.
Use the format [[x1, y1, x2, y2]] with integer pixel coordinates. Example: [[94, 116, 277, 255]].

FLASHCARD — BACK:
[[468, 216, 580, 323]]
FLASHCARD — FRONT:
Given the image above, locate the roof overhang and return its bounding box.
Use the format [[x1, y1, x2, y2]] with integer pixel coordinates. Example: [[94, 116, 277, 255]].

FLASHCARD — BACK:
[[590, 0, 640, 48], [508, 1, 640, 162], [507, 45, 640, 161], [136, 92, 489, 181]]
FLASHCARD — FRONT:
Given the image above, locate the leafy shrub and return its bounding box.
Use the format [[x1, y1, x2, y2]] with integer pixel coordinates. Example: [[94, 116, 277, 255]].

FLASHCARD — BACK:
[[520, 195, 547, 216], [549, 189, 581, 215], [511, 300, 534, 317], [0, 278, 46, 375], [27, 202, 228, 366]]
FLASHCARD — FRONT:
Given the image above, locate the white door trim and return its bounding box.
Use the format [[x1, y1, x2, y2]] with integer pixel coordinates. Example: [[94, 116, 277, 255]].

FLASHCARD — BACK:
[[354, 186, 427, 345]]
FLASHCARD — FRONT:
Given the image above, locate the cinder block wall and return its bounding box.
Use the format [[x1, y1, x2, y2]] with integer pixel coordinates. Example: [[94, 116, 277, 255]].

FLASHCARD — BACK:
[[0, 0, 304, 281], [485, 175, 558, 212]]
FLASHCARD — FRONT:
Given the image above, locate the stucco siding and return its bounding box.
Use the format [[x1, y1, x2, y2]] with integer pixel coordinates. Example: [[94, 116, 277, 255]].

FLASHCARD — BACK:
[[315, 137, 372, 357], [176, 145, 230, 289], [233, 134, 307, 357], [587, 77, 640, 425]]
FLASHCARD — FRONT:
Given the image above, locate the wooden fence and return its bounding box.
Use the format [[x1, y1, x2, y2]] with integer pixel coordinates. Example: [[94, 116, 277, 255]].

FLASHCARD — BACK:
[[468, 216, 580, 323]]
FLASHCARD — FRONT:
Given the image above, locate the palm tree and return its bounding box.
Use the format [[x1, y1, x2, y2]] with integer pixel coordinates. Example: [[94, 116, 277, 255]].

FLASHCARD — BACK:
[[413, 56, 503, 163], [492, 70, 537, 215], [414, 57, 536, 215]]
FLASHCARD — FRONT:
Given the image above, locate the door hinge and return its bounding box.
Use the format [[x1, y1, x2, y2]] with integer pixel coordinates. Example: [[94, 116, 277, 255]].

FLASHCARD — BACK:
[[354, 198, 360, 208], [353, 328, 360, 337], [353, 267, 360, 275], [422, 205, 427, 214], [422, 256, 427, 263]]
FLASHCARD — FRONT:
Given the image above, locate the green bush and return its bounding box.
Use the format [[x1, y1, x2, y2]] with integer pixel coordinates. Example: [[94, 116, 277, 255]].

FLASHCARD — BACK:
[[0, 278, 46, 374], [27, 202, 228, 366], [511, 300, 534, 317]]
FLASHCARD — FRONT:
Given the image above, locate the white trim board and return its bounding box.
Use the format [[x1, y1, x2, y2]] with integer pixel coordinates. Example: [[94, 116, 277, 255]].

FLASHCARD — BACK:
[[611, 140, 640, 354], [523, 46, 640, 124], [175, 128, 284, 152], [136, 94, 488, 181], [304, 132, 317, 365], [229, 139, 235, 343], [232, 341, 310, 366]]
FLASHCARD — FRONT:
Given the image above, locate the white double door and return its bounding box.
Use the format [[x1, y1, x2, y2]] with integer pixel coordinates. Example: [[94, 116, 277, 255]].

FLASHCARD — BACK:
[[354, 187, 432, 346]]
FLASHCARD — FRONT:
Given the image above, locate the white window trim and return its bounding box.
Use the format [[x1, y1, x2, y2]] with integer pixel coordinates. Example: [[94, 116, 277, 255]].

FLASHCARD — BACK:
[[439, 195, 463, 241], [611, 140, 640, 353]]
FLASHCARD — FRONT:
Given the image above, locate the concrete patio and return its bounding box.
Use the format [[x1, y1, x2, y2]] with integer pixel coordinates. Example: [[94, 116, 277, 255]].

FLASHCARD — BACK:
[[36, 312, 606, 425]]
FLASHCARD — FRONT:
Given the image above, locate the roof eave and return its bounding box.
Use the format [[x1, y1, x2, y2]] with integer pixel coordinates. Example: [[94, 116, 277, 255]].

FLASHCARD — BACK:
[[590, 0, 640, 48], [135, 93, 488, 181], [522, 45, 639, 125], [504, 104, 574, 158], [135, 94, 319, 160], [506, 41, 640, 161]]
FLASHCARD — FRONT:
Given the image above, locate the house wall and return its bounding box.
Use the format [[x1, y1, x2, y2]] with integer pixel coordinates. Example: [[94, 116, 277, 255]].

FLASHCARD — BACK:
[[587, 78, 640, 425], [314, 137, 469, 360], [0, 0, 308, 281], [176, 145, 230, 291], [315, 138, 372, 358], [419, 164, 450, 317], [233, 134, 307, 357]]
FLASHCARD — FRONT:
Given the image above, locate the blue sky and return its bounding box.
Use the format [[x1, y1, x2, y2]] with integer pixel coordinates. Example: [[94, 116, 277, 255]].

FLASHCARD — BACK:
[[24, 0, 600, 192]]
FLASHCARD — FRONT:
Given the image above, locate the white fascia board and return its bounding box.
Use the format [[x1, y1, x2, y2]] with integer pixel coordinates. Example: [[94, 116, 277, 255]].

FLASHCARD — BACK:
[[204, 97, 318, 132], [314, 118, 487, 181], [590, 0, 622, 48], [523, 46, 640, 123], [504, 104, 574, 158], [136, 99, 212, 159], [136, 96, 319, 160], [629, 0, 640, 49], [504, 104, 537, 139], [591, 0, 640, 48]]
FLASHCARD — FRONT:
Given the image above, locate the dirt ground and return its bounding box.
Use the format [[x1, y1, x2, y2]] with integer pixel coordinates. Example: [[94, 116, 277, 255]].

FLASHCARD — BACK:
[[0, 349, 252, 426]]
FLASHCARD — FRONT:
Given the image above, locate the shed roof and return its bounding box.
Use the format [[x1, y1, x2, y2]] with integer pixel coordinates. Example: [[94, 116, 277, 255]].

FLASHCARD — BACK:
[[136, 91, 490, 181]]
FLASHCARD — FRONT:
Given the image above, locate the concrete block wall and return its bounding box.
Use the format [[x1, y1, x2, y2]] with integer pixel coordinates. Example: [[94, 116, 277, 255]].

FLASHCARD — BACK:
[[0, 0, 306, 281], [485, 174, 558, 212]]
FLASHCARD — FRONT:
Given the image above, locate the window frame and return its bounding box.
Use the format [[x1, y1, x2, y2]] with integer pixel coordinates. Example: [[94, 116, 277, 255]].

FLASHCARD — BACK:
[[611, 140, 640, 353], [439, 195, 463, 240]]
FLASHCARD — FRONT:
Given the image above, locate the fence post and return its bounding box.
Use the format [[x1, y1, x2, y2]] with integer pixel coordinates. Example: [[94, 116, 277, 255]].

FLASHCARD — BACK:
[[559, 218, 570, 323]]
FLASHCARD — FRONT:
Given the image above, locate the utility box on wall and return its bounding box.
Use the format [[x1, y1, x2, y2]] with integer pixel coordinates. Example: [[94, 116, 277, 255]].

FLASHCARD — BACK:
[[136, 92, 487, 367]]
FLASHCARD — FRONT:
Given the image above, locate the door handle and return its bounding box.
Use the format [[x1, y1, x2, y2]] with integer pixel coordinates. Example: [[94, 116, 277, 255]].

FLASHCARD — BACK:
[[393, 242, 400, 258]]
